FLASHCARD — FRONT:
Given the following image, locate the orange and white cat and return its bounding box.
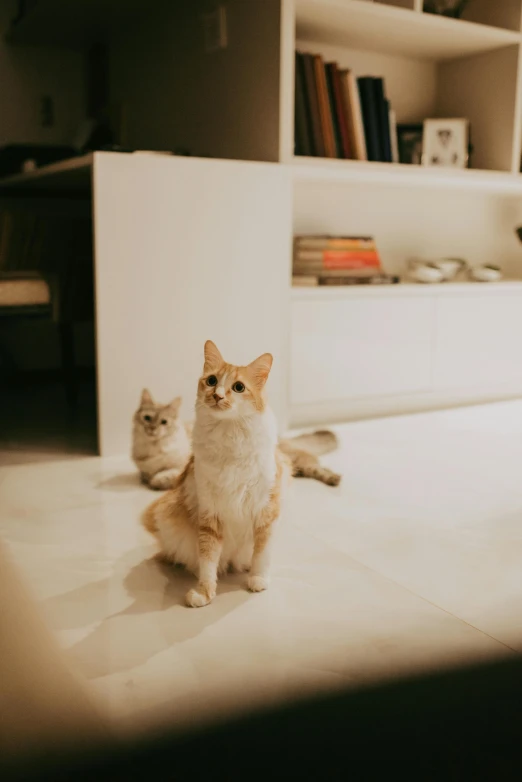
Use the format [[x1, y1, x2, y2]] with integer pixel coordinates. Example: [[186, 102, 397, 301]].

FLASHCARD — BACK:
[[142, 341, 291, 607], [131, 391, 191, 490]]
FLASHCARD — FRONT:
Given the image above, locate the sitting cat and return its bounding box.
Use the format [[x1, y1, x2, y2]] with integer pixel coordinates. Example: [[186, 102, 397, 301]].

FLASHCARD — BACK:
[[133, 388, 341, 489], [142, 340, 291, 607], [132, 390, 191, 490]]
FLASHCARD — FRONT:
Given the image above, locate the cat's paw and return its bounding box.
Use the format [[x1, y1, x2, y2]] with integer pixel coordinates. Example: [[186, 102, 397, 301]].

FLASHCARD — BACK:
[[150, 473, 173, 491], [186, 586, 215, 608], [247, 575, 269, 593], [326, 472, 341, 487]]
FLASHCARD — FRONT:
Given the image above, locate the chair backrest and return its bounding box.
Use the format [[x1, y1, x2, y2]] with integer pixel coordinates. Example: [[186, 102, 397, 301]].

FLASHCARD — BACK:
[[0, 207, 93, 323]]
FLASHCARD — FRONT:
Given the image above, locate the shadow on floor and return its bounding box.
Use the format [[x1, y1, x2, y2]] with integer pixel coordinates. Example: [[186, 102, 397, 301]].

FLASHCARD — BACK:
[[96, 473, 142, 492], [44, 552, 250, 679]]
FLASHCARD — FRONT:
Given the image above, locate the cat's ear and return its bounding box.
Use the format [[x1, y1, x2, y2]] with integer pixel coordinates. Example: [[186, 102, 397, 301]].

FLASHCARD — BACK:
[[248, 353, 273, 388], [140, 388, 154, 407], [168, 396, 182, 415], [204, 340, 224, 373]]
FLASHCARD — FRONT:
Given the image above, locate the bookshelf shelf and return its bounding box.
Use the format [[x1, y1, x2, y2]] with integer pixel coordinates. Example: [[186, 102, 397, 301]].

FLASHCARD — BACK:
[[295, 0, 522, 61], [292, 156, 522, 192], [12, 153, 521, 199], [0, 154, 93, 194], [291, 281, 522, 299]]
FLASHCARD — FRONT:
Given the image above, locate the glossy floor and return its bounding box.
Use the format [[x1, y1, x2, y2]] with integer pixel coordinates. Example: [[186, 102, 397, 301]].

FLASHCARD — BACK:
[[2, 400, 522, 735]]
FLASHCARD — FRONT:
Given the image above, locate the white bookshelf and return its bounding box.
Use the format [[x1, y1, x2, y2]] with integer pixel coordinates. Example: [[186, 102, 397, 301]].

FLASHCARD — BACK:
[[278, 1, 522, 426], [283, 0, 522, 173]]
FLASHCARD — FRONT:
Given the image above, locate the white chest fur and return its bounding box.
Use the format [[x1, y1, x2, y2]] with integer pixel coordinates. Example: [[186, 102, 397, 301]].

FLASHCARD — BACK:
[[192, 408, 278, 529]]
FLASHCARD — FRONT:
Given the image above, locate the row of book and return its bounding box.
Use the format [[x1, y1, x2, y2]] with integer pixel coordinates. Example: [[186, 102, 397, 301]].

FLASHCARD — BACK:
[[295, 51, 399, 163], [293, 235, 399, 286]]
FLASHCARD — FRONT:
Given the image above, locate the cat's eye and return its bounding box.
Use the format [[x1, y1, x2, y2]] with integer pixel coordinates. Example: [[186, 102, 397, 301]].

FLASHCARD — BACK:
[[206, 375, 218, 387], [161, 419, 167, 425], [232, 381, 245, 393], [143, 414, 151, 422]]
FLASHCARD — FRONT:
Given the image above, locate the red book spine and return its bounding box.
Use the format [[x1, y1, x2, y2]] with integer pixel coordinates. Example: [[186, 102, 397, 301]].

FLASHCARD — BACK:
[[322, 251, 381, 269]]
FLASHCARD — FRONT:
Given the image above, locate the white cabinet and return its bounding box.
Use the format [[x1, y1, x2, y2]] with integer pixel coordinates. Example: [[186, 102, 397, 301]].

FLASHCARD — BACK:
[[290, 285, 522, 427], [290, 293, 434, 405], [433, 293, 522, 390]]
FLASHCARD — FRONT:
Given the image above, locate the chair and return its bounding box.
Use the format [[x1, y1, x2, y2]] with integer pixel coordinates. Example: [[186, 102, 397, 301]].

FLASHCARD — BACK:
[[0, 271, 77, 408]]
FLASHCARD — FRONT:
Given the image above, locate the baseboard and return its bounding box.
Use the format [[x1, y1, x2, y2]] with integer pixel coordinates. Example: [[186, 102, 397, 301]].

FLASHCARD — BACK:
[[290, 385, 522, 428]]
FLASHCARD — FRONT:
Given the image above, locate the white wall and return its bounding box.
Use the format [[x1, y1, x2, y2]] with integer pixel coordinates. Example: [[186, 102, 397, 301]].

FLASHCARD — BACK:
[[0, 4, 84, 146], [93, 152, 292, 456], [110, 0, 282, 162]]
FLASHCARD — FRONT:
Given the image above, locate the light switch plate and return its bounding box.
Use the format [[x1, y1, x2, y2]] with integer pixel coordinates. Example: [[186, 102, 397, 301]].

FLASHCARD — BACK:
[[201, 5, 228, 53]]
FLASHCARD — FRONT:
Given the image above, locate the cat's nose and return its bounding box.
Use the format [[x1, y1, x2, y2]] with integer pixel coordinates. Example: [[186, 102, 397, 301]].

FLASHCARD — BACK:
[[213, 391, 224, 402]]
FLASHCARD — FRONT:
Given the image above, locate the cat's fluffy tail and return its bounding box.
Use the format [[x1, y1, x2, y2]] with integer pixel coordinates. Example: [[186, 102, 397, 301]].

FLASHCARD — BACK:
[[283, 430, 339, 456]]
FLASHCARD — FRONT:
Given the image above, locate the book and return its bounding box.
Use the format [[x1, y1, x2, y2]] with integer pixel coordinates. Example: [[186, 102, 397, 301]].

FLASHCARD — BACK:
[[357, 76, 381, 162], [292, 275, 318, 286], [293, 234, 383, 277], [294, 53, 313, 156], [295, 249, 381, 267], [372, 78, 391, 163], [294, 235, 376, 251], [382, 98, 392, 163], [302, 53, 324, 157], [325, 63, 343, 158], [319, 274, 400, 286], [328, 62, 352, 159], [389, 107, 399, 164], [294, 266, 379, 279], [339, 70, 367, 161], [314, 55, 337, 158]]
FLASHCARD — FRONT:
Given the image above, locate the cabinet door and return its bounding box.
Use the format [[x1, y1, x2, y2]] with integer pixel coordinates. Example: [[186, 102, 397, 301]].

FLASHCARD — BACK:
[[290, 296, 434, 405], [433, 293, 522, 390]]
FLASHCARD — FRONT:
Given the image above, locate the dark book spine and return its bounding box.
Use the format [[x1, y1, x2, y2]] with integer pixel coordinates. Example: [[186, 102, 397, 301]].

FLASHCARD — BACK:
[[330, 64, 352, 159], [382, 99, 393, 164], [325, 63, 342, 159], [357, 77, 381, 163], [294, 52, 313, 156], [373, 78, 391, 163], [302, 53, 324, 157], [319, 274, 400, 286]]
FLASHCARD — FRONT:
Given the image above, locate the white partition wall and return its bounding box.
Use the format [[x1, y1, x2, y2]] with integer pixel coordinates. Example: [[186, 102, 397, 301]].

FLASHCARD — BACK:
[[93, 153, 292, 456]]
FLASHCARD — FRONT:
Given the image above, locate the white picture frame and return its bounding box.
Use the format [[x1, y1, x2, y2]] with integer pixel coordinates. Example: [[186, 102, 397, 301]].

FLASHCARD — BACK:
[[422, 118, 469, 169]]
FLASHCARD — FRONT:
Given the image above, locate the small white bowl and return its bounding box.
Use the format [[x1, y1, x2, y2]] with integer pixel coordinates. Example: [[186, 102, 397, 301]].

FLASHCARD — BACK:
[[409, 261, 445, 284], [469, 265, 502, 283], [433, 258, 467, 281]]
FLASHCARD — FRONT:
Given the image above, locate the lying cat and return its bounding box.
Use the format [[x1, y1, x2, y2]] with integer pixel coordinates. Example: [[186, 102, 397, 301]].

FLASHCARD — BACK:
[[132, 390, 192, 490], [132, 389, 341, 490], [142, 340, 291, 606]]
